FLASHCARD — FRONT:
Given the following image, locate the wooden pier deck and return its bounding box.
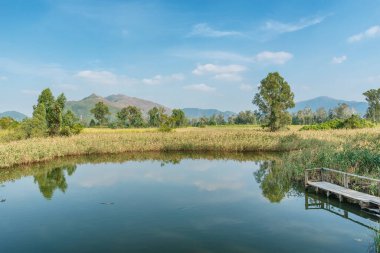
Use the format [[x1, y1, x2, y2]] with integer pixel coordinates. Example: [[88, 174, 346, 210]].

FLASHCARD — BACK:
[[305, 168, 380, 210]]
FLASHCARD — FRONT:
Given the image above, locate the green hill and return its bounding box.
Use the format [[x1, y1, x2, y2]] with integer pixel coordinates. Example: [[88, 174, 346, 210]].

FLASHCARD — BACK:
[[0, 111, 28, 121]]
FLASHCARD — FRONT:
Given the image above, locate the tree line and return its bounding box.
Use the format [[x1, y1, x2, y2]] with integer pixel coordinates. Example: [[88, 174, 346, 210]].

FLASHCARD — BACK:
[[1, 73, 380, 134]]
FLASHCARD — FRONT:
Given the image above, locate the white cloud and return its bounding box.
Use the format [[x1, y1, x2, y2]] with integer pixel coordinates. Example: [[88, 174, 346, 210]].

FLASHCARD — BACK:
[[263, 16, 326, 34], [183, 83, 216, 92], [77, 70, 118, 85], [331, 55, 347, 64], [188, 23, 242, 38], [193, 64, 247, 75], [176, 50, 293, 65], [192, 64, 247, 82], [348, 25, 380, 43], [239, 83, 254, 91], [254, 51, 293, 65], [0, 76, 7, 81], [142, 73, 185, 85]]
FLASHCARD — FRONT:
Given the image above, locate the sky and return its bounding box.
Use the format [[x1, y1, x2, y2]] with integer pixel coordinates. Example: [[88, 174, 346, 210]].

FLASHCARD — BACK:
[[1, 0, 380, 115]]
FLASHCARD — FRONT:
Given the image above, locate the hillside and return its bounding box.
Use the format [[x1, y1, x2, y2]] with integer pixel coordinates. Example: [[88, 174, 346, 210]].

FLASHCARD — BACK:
[[0, 111, 28, 121], [66, 94, 171, 123], [292, 96, 368, 115], [182, 108, 235, 119]]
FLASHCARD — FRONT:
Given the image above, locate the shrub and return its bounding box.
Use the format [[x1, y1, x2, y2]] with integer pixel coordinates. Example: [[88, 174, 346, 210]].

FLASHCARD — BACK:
[[300, 116, 373, 131]]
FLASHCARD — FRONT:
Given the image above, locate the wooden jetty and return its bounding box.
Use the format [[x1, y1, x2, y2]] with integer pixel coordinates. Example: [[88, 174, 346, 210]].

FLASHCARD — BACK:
[[305, 168, 380, 211]]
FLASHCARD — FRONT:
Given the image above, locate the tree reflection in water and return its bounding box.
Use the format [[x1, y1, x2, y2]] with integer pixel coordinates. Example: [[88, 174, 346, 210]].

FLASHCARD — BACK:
[[254, 160, 302, 203], [33, 165, 76, 199]]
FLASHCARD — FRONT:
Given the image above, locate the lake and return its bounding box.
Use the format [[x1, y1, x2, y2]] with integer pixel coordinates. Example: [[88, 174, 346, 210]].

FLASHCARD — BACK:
[[0, 153, 378, 253]]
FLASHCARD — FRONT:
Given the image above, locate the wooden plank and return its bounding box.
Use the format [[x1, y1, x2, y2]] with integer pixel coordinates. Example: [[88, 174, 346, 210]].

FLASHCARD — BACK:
[[307, 181, 380, 205]]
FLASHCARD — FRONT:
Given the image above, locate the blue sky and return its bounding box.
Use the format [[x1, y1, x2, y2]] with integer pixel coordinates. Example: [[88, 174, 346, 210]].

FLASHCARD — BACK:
[[1, 0, 380, 115]]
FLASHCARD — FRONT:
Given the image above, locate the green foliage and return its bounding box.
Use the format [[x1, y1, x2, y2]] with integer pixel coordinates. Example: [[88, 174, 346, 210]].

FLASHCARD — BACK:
[[158, 114, 174, 132], [117, 106, 144, 127], [0, 117, 19, 130], [148, 107, 165, 127], [253, 72, 295, 131], [171, 109, 186, 127], [300, 115, 374, 130], [14, 89, 81, 139], [230, 110, 257, 125], [363, 88, 380, 123], [90, 102, 110, 125]]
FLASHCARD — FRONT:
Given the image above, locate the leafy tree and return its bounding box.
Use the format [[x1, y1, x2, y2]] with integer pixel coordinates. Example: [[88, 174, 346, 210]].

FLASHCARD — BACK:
[[332, 103, 355, 119], [117, 106, 144, 127], [90, 102, 110, 125], [89, 119, 96, 127], [215, 114, 226, 125], [363, 88, 380, 123], [171, 109, 187, 127], [253, 72, 295, 131], [21, 103, 48, 138], [148, 107, 165, 127], [314, 107, 328, 123], [233, 110, 257, 125], [0, 117, 19, 129]]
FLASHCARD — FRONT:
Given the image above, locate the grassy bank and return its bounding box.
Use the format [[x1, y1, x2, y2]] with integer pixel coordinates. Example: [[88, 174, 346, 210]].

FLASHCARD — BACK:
[[1, 126, 380, 175]]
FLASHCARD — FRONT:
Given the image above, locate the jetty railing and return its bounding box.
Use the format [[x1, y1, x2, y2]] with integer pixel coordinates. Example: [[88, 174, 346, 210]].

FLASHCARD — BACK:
[[305, 168, 380, 197]]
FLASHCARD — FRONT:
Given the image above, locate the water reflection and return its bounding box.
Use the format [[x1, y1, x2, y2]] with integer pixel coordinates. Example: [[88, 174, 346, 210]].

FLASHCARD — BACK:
[[0, 152, 379, 253], [33, 165, 76, 199]]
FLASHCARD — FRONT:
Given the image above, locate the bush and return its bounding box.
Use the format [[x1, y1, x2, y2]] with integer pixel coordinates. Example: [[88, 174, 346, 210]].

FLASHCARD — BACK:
[[300, 116, 373, 131], [60, 126, 72, 136]]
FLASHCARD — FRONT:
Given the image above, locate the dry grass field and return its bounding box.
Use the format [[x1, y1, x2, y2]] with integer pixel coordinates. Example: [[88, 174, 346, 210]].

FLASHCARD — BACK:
[[0, 125, 380, 173]]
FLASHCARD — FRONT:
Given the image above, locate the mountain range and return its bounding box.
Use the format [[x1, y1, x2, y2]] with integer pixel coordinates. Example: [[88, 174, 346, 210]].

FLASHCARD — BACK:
[[182, 108, 235, 119], [65, 94, 171, 122], [290, 96, 368, 116], [0, 95, 369, 122]]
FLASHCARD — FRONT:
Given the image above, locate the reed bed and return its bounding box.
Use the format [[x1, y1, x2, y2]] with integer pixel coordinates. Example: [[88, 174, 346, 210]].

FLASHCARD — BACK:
[[0, 126, 380, 170]]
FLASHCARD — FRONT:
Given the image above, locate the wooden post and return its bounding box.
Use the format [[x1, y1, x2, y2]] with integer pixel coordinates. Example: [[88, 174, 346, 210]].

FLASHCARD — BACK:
[[305, 170, 309, 188], [326, 191, 330, 198], [343, 173, 348, 188]]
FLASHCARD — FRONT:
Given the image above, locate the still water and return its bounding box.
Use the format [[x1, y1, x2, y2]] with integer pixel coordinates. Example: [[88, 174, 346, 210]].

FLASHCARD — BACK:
[[0, 153, 378, 253]]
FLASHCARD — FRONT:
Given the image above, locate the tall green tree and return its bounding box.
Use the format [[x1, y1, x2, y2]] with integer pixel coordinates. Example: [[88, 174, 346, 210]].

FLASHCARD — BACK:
[[90, 102, 110, 125], [171, 109, 186, 127], [363, 88, 380, 123], [253, 72, 295, 131], [148, 107, 165, 127], [117, 106, 144, 127], [21, 103, 48, 138]]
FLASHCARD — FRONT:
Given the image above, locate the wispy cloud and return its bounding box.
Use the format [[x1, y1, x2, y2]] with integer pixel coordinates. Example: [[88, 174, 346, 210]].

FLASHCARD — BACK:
[[192, 64, 247, 82], [263, 16, 326, 34], [348, 25, 380, 43], [76, 70, 118, 85], [175, 50, 293, 65], [193, 64, 247, 75], [142, 73, 185, 85], [188, 23, 242, 38], [331, 55, 347, 64], [254, 51, 293, 65], [0, 76, 7, 81], [183, 83, 216, 92]]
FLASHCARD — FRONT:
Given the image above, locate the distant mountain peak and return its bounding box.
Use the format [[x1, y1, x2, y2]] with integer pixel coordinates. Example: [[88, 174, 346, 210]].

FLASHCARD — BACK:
[[83, 93, 101, 100]]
